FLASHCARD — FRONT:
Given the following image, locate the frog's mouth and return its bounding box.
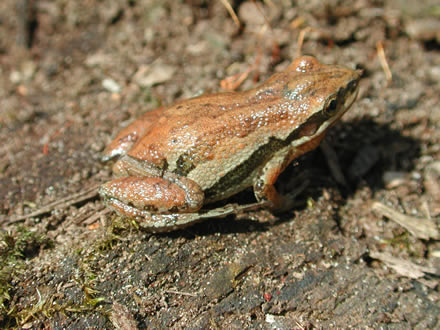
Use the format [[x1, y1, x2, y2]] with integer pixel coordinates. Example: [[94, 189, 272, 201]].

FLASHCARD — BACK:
[[329, 83, 359, 127]]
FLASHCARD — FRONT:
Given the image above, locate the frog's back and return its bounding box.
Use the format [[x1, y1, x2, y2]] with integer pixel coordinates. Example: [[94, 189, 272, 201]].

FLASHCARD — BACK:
[[125, 56, 359, 196], [126, 90, 302, 194]]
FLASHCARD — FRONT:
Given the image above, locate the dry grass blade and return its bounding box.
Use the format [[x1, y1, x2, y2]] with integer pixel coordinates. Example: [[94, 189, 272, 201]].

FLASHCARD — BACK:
[[252, 0, 272, 30], [6, 184, 101, 224], [296, 27, 312, 58], [220, 0, 241, 28], [71, 206, 111, 226], [372, 202, 440, 240], [220, 69, 251, 90], [220, 53, 261, 91], [164, 290, 198, 297], [376, 41, 392, 83], [370, 251, 438, 279]]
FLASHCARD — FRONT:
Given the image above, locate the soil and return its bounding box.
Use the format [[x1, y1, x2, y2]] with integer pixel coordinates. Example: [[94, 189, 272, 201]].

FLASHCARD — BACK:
[[1, 0, 439, 328]]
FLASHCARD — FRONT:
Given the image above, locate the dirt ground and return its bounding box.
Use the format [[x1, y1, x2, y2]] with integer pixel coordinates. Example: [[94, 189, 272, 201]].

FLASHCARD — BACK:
[[1, 0, 439, 328]]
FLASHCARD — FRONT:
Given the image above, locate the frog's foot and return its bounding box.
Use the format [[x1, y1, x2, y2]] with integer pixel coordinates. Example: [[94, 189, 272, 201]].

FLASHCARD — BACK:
[[101, 197, 205, 232], [131, 201, 270, 232], [274, 179, 309, 213], [100, 176, 271, 231], [254, 180, 308, 213]]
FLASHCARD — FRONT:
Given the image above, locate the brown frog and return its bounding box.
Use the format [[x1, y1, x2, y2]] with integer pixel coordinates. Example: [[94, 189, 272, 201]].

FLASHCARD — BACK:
[[99, 56, 360, 231]]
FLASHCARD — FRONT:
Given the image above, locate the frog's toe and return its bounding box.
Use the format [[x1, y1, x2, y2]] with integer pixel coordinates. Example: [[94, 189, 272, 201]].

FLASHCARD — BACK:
[[276, 179, 309, 213]]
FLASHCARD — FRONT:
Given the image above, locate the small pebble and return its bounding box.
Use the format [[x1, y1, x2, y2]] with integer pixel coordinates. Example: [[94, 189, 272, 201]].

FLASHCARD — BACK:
[[133, 64, 176, 87], [383, 171, 406, 189], [102, 78, 121, 93]]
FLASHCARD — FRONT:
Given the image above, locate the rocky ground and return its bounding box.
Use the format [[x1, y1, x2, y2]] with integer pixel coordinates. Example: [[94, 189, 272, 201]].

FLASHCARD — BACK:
[[1, 0, 439, 328]]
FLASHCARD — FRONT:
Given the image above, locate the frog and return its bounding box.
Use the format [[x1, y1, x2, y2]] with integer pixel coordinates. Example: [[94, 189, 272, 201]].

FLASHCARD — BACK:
[[99, 56, 360, 231]]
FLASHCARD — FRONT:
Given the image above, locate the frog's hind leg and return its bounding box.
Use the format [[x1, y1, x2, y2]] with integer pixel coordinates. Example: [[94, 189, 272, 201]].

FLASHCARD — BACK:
[[99, 173, 204, 218], [100, 174, 202, 209], [102, 109, 164, 161], [100, 155, 205, 223]]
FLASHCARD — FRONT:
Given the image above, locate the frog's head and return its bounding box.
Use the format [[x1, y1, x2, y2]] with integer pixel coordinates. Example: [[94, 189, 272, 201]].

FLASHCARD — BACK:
[[280, 56, 361, 144]]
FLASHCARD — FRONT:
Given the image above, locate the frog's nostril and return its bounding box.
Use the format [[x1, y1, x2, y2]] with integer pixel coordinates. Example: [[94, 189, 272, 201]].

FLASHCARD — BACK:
[[349, 79, 359, 92]]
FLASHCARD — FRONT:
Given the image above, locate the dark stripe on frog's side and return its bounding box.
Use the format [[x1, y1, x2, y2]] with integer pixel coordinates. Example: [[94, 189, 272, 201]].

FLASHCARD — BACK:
[[178, 79, 356, 196], [175, 152, 196, 176], [204, 110, 329, 200], [204, 136, 285, 200], [172, 94, 295, 178]]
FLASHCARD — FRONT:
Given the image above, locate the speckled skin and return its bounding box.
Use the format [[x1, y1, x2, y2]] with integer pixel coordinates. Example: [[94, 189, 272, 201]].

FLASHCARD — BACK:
[[99, 56, 360, 231]]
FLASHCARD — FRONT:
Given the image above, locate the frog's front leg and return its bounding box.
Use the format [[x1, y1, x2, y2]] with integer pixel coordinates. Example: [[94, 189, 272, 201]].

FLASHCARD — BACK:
[[253, 146, 307, 211]]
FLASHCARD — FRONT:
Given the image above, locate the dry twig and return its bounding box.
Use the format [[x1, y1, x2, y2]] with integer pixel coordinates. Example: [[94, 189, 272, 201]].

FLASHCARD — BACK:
[[6, 184, 101, 224], [220, 53, 261, 91], [372, 202, 440, 240]]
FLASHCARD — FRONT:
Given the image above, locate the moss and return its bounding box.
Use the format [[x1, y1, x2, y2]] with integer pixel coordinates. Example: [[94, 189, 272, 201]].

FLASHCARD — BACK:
[[13, 286, 107, 327], [6, 230, 110, 327], [383, 232, 411, 251], [1, 216, 141, 327], [96, 215, 139, 252], [0, 227, 53, 326]]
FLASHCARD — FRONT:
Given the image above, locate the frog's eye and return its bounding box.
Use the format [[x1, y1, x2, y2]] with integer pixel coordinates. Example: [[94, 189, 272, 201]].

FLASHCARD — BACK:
[[324, 98, 338, 116]]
